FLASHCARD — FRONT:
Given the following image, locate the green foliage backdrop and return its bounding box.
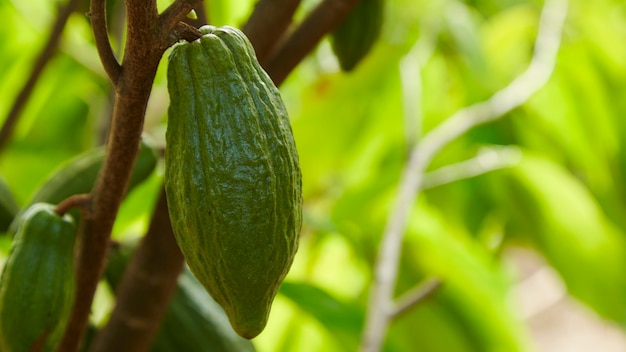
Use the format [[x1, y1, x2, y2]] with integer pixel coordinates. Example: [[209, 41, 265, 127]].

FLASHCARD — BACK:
[[1, 0, 626, 351]]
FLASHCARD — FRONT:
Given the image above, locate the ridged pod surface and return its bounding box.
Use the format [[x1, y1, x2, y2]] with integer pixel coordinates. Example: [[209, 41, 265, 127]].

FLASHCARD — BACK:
[[0, 203, 76, 352], [165, 26, 302, 339], [331, 0, 384, 71]]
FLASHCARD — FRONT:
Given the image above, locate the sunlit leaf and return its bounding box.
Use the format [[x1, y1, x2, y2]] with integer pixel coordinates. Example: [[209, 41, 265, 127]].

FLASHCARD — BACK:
[[503, 154, 626, 323], [279, 281, 364, 351], [405, 200, 531, 352]]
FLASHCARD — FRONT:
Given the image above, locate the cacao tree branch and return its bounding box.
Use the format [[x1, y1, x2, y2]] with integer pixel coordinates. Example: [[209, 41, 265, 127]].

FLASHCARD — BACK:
[[160, 0, 204, 35], [55, 194, 92, 217], [0, 0, 83, 153], [171, 21, 203, 43], [90, 0, 122, 84], [58, 91, 157, 352], [182, 4, 209, 28], [265, 0, 361, 86], [58, 0, 197, 349], [242, 0, 302, 65], [360, 0, 568, 351], [194, 4, 208, 25], [90, 188, 184, 352]]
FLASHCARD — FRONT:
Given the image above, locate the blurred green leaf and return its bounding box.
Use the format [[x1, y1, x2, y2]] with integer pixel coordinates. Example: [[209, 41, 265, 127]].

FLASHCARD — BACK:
[[205, 0, 254, 27], [388, 301, 479, 352], [502, 154, 626, 323], [279, 281, 364, 351], [405, 200, 530, 352], [112, 171, 162, 239]]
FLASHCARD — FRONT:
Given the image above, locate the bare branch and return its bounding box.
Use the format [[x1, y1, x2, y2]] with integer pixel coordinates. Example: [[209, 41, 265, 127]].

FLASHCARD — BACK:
[[265, 0, 361, 86], [399, 22, 438, 147], [390, 278, 442, 318], [58, 0, 174, 349], [90, 188, 184, 352], [360, 1, 568, 351], [170, 21, 203, 43], [182, 5, 208, 28], [90, 0, 122, 84], [160, 0, 204, 35], [243, 0, 302, 65], [55, 194, 92, 217], [194, 4, 208, 25], [0, 0, 83, 153], [417, 0, 568, 162], [422, 146, 522, 189]]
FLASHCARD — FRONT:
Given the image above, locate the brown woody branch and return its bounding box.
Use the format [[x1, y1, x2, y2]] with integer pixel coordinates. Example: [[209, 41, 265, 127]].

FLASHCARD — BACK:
[[160, 0, 203, 35], [57, 0, 203, 350], [171, 22, 203, 43], [243, 0, 302, 65], [194, 4, 208, 25], [90, 188, 184, 352], [55, 194, 92, 218], [89, 0, 121, 84], [264, 0, 360, 86], [58, 89, 156, 352], [182, 4, 208, 28], [0, 0, 83, 153]]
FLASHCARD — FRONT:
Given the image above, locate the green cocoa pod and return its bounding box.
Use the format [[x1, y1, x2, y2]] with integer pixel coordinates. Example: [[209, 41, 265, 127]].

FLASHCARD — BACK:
[[7, 139, 158, 235], [165, 25, 302, 339], [0, 175, 19, 233], [104, 241, 256, 352], [29, 139, 158, 206], [0, 203, 76, 352], [330, 0, 384, 71]]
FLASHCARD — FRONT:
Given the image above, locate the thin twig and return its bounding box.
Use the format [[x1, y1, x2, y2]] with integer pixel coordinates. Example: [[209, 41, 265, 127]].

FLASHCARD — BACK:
[[160, 0, 204, 35], [242, 0, 302, 65], [264, 0, 361, 86], [390, 278, 442, 318], [90, 0, 122, 84], [194, 4, 208, 25], [360, 1, 568, 351], [182, 4, 208, 28], [421, 146, 522, 189], [0, 0, 83, 153], [90, 188, 185, 352], [399, 23, 438, 147], [55, 194, 92, 217], [171, 22, 203, 43]]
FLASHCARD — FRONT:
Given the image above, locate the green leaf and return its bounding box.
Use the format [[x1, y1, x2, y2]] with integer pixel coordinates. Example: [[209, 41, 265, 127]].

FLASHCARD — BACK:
[[405, 200, 531, 352], [279, 281, 364, 351], [505, 154, 626, 323]]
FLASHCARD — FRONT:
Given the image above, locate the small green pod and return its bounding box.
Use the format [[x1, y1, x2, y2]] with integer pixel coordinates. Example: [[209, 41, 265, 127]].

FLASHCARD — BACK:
[[0, 203, 76, 352], [7, 140, 158, 235], [331, 0, 384, 71]]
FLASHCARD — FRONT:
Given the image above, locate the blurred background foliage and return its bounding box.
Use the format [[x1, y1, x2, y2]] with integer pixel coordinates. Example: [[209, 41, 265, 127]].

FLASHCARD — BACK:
[[1, 0, 626, 351]]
